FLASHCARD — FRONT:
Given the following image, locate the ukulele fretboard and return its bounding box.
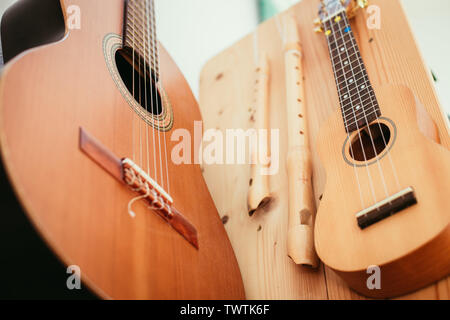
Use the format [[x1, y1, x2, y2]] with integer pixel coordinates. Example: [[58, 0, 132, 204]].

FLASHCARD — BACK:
[[323, 13, 380, 133]]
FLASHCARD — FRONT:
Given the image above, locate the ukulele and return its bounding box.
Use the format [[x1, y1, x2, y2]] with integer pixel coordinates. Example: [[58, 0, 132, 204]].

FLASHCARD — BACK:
[[0, 0, 244, 299], [313, 0, 450, 298]]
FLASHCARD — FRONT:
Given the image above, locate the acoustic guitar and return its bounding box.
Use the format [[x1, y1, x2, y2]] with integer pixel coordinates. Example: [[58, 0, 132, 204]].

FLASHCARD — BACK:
[[313, 0, 450, 298], [0, 0, 244, 299]]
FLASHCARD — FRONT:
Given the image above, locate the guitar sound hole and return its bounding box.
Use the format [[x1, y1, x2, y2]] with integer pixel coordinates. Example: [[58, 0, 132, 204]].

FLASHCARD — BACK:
[[349, 122, 391, 162], [115, 49, 162, 116]]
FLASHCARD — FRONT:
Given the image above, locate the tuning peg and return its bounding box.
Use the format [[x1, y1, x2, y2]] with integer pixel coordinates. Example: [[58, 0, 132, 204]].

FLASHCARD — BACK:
[[357, 0, 369, 8], [314, 26, 323, 33]]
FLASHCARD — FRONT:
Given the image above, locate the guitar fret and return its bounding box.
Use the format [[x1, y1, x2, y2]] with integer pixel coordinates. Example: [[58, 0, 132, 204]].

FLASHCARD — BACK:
[[323, 13, 380, 132], [124, 0, 160, 78], [125, 29, 155, 50], [126, 19, 154, 40], [125, 41, 157, 66], [125, 24, 155, 47], [128, 3, 156, 30], [130, 0, 148, 13], [127, 7, 147, 26]]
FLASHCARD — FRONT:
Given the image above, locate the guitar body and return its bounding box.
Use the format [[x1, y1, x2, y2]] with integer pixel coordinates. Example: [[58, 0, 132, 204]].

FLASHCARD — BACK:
[[315, 84, 450, 298], [0, 0, 244, 299]]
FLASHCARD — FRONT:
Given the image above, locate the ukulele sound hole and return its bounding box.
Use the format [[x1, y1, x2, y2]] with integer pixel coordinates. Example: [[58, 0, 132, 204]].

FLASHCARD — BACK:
[[115, 49, 162, 116], [349, 122, 391, 162]]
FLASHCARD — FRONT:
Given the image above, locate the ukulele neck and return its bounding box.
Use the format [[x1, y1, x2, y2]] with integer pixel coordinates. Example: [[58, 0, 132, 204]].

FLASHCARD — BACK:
[[323, 12, 380, 133], [123, 0, 159, 78]]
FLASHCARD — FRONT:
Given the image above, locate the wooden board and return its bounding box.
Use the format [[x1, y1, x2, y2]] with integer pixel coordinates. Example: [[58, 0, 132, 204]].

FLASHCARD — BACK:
[[199, 0, 450, 300]]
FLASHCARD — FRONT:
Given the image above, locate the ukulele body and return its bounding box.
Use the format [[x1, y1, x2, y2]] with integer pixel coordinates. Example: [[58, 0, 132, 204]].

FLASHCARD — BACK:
[[315, 84, 450, 298], [0, 0, 244, 299]]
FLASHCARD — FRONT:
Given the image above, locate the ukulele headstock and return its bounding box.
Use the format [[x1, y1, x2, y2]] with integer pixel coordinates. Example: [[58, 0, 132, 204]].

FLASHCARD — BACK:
[[314, 0, 368, 32]]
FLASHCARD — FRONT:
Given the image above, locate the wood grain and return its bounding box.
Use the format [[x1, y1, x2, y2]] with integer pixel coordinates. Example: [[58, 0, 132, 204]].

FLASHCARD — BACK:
[[199, 0, 449, 300], [0, 0, 245, 299]]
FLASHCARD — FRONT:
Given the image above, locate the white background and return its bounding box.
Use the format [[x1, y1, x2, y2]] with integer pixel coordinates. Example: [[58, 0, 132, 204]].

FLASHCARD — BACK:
[[0, 0, 449, 116]]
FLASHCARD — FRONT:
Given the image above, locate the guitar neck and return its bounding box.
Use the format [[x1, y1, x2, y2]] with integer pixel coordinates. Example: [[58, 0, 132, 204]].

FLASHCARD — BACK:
[[323, 12, 380, 133], [123, 0, 160, 78]]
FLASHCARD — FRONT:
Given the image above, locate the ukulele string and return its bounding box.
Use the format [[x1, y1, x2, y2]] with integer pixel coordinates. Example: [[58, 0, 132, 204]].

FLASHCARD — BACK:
[[341, 16, 401, 193], [274, 13, 366, 208], [149, 0, 166, 191], [153, 0, 171, 194], [274, 13, 365, 209], [332, 15, 390, 201], [327, 16, 375, 207]]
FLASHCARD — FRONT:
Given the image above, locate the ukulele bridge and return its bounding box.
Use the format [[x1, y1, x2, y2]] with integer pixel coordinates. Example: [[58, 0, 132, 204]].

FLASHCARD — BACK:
[[356, 187, 417, 229]]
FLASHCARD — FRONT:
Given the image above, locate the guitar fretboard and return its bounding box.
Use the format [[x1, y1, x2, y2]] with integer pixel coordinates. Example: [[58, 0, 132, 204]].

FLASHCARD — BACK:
[[123, 0, 159, 78], [323, 13, 380, 133]]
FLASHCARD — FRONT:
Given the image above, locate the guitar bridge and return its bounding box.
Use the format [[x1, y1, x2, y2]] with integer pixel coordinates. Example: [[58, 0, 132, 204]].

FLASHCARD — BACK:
[[122, 158, 173, 210], [356, 187, 417, 229], [79, 127, 198, 248]]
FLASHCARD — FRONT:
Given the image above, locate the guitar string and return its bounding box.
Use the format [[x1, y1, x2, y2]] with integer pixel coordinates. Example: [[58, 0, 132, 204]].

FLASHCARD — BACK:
[[149, 0, 166, 191], [341, 15, 402, 192], [132, 0, 136, 162], [140, 0, 151, 177], [145, 0, 159, 185], [332, 15, 390, 201], [148, 0, 161, 188], [128, 0, 153, 217], [153, 0, 165, 189], [153, 0, 171, 194], [327, 17, 377, 206], [137, 1, 143, 170]]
